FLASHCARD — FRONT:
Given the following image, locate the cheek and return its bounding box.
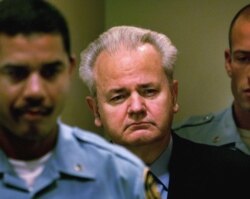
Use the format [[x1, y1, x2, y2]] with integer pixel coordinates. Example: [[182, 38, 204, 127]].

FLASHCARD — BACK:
[[59, 75, 71, 91], [50, 78, 71, 99], [99, 105, 127, 128], [147, 95, 174, 120], [0, 91, 8, 113], [150, 103, 172, 120], [99, 108, 125, 140], [231, 70, 247, 86], [2, 85, 23, 108]]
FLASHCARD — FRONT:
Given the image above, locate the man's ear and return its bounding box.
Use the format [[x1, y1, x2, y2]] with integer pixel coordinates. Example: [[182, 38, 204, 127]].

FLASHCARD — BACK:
[[86, 96, 102, 127], [172, 80, 179, 113], [68, 54, 77, 76], [225, 49, 233, 77]]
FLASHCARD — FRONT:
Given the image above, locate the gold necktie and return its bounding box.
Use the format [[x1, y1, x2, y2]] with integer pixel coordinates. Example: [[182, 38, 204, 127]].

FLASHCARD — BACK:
[[144, 169, 161, 199]]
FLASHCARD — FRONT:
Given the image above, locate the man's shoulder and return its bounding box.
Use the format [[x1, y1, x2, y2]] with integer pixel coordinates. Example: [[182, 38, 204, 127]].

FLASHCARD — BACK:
[[61, 123, 145, 169], [172, 133, 218, 152], [173, 107, 231, 131], [170, 134, 250, 199], [173, 112, 216, 131], [172, 108, 233, 145]]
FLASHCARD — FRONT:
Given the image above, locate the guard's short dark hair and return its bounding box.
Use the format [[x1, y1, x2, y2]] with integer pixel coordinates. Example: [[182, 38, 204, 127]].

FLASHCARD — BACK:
[[0, 0, 71, 56], [228, 4, 250, 50]]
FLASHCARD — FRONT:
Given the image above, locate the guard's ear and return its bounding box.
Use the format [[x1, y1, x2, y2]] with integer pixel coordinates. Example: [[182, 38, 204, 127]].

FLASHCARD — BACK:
[[86, 96, 102, 127], [172, 80, 179, 113], [68, 54, 76, 77], [225, 49, 233, 77]]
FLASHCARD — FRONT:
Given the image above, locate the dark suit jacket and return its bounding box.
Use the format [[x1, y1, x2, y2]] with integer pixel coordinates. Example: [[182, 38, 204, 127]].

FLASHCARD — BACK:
[[167, 133, 250, 199]]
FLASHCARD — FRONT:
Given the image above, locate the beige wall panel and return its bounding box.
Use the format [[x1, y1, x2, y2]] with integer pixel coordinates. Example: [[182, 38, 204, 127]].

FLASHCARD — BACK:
[[50, 0, 105, 135], [105, 0, 249, 123]]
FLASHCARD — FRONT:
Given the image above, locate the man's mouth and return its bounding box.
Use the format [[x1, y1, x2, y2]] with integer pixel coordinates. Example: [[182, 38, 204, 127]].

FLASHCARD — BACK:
[[125, 122, 154, 131], [243, 88, 250, 97], [14, 106, 52, 121]]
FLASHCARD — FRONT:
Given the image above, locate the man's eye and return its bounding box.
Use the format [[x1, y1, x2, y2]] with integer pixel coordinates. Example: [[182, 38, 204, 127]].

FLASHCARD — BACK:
[[41, 67, 61, 79], [40, 61, 64, 80], [109, 94, 126, 104], [142, 88, 158, 97], [1, 67, 29, 81], [234, 56, 250, 64]]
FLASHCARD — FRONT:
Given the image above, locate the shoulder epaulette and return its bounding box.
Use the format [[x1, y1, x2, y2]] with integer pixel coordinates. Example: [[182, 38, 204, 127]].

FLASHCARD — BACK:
[[173, 113, 214, 130]]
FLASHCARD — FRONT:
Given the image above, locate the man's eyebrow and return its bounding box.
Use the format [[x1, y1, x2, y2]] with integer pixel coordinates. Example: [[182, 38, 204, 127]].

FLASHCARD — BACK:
[[0, 63, 27, 68], [233, 50, 250, 55], [42, 60, 64, 68], [140, 83, 155, 87], [0, 64, 27, 73], [108, 88, 126, 94]]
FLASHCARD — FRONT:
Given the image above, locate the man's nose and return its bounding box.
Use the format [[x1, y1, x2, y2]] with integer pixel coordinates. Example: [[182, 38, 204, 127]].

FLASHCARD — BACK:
[[23, 73, 45, 99], [128, 93, 146, 119]]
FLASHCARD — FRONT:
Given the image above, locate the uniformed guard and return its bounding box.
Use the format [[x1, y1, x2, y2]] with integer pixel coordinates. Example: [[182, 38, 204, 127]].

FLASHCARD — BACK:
[[173, 3, 250, 156]]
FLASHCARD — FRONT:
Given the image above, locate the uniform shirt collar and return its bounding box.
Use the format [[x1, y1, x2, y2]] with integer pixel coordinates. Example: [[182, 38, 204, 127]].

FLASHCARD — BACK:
[[221, 106, 250, 154]]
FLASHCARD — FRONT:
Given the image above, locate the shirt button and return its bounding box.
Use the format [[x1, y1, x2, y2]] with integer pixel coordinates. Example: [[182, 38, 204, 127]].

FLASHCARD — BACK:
[[212, 136, 220, 143], [74, 164, 83, 172], [204, 115, 210, 121]]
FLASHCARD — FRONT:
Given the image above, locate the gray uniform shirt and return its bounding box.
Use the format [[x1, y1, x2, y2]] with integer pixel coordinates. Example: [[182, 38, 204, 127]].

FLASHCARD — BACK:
[[173, 106, 250, 155]]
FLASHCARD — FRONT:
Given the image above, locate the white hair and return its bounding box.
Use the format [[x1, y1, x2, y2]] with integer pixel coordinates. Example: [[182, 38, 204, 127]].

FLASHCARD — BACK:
[[79, 25, 177, 95]]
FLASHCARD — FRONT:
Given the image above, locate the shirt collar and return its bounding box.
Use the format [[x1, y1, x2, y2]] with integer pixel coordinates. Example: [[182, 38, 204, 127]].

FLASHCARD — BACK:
[[225, 106, 250, 154], [149, 135, 172, 189]]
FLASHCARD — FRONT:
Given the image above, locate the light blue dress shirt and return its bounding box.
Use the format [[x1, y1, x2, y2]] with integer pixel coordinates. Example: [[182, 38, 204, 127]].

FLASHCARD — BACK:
[[0, 122, 147, 199], [150, 137, 172, 199]]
